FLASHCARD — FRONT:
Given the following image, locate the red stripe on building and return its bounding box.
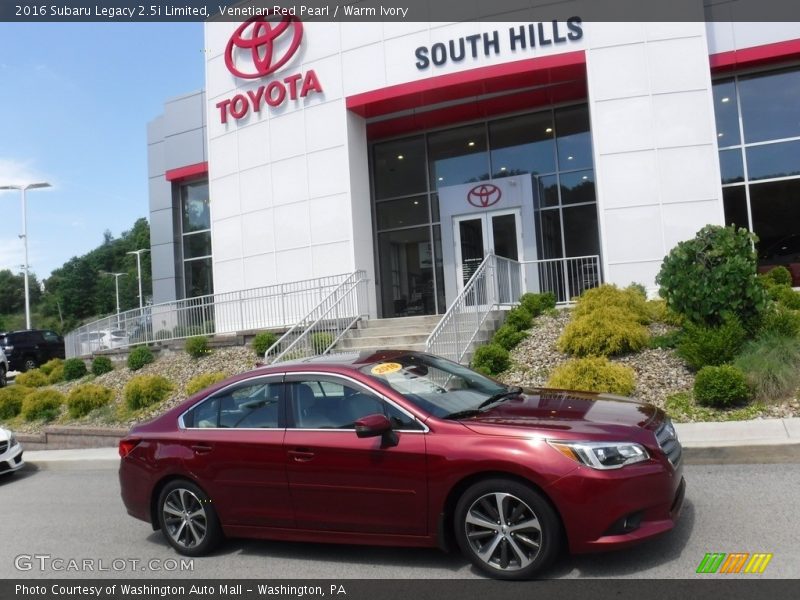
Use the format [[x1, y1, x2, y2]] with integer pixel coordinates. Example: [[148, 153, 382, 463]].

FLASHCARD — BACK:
[[165, 161, 208, 182], [710, 38, 800, 73]]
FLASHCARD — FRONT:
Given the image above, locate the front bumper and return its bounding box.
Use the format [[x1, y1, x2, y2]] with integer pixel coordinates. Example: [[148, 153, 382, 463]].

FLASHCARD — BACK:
[[0, 441, 25, 475]]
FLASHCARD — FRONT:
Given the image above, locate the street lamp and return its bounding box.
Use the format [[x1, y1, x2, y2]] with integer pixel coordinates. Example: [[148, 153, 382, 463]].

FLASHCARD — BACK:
[[100, 271, 127, 326], [126, 249, 149, 311], [0, 182, 52, 329]]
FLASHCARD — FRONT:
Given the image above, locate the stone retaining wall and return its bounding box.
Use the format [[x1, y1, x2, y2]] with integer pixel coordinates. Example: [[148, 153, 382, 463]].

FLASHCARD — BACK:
[[17, 426, 128, 451]]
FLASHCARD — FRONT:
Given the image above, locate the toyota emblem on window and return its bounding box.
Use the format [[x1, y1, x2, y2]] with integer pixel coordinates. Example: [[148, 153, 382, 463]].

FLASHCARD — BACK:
[[467, 184, 502, 208], [225, 14, 304, 79]]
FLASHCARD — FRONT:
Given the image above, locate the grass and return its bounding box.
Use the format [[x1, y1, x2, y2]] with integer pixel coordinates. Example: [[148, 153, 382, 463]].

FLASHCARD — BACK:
[[664, 391, 766, 423]]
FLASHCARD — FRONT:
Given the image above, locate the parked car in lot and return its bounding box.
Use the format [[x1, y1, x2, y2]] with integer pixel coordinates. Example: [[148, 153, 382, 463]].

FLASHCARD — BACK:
[[78, 328, 128, 355], [119, 350, 684, 580], [0, 347, 7, 387], [0, 427, 24, 476], [0, 329, 65, 372]]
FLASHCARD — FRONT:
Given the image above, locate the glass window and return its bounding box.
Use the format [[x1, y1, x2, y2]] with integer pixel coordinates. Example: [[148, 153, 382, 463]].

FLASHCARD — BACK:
[[555, 105, 593, 171], [712, 79, 741, 147], [746, 140, 800, 181], [739, 68, 800, 144], [185, 380, 281, 429], [428, 124, 490, 190], [433, 224, 445, 313], [560, 170, 596, 205], [378, 227, 435, 318], [749, 178, 800, 259], [184, 257, 213, 298], [722, 186, 748, 229], [719, 149, 744, 184], [373, 136, 427, 200], [183, 231, 212, 259], [536, 174, 560, 208], [181, 182, 210, 233], [376, 195, 429, 230], [563, 204, 600, 257], [537, 208, 563, 259], [489, 112, 556, 177]]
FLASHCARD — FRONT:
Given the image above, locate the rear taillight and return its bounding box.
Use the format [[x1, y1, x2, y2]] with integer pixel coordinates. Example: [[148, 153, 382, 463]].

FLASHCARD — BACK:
[[119, 438, 141, 458]]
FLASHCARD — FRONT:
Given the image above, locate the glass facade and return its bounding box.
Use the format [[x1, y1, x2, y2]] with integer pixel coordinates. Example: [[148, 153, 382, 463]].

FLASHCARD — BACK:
[[371, 104, 599, 318], [714, 67, 800, 283], [180, 181, 213, 298]]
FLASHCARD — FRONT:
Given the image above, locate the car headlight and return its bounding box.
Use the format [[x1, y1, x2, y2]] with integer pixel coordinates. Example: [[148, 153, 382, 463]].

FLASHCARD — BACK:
[[548, 440, 649, 470], [9, 433, 17, 447]]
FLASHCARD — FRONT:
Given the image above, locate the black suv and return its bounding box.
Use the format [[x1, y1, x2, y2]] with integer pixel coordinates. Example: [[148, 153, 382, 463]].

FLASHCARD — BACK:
[[0, 330, 65, 372]]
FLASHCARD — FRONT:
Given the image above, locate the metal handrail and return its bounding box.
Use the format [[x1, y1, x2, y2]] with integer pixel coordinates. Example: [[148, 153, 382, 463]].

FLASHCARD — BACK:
[[265, 270, 370, 363]]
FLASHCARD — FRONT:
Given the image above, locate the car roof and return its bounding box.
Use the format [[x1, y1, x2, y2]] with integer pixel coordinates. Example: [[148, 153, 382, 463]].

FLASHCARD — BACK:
[[274, 349, 426, 368]]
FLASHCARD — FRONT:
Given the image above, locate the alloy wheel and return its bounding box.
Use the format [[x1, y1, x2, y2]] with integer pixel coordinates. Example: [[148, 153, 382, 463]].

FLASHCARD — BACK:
[[162, 488, 208, 550]]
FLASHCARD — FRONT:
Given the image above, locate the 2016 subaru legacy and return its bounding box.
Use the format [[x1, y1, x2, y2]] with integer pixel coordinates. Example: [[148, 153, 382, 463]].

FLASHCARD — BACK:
[[119, 351, 684, 580]]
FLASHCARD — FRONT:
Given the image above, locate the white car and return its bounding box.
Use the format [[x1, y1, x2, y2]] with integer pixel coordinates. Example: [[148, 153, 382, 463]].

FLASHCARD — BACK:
[[0, 347, 7, 387], [78, 329, 128, 355], [0, 427, 24, 475]]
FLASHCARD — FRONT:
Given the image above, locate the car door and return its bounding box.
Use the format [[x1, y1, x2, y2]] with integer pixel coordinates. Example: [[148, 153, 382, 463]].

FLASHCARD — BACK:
[[179, 375, 293, 529], [41, 330, 65, 361], [283, 373, 428, 536]]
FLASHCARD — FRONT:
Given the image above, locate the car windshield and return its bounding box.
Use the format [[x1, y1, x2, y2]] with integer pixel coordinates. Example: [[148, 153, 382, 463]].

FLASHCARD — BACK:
[[360, 354, 511, 418]]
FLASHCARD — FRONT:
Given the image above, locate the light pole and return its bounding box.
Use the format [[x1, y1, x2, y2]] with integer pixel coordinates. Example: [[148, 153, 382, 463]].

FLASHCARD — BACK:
[[0, 182, 52, 329], [100, 271, 127, 326], [126, 249, 149, 311]]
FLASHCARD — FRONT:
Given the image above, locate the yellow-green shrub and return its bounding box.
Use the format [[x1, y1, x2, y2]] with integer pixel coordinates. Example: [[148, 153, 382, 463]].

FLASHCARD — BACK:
[[15, 369, 49, 388], [21, 389, 64, 421], [573, 284, 650, 324], [546, 357, 636, 396], [0, 385, 34, 419], [67, 384, 114, 418], [40, 358, 64, 376], [185, 372, 228, 396], [124, 375, 173, 410], [645, 299, 683, 326], [47, 363, 65, 384], [558, 306, 649, 357]]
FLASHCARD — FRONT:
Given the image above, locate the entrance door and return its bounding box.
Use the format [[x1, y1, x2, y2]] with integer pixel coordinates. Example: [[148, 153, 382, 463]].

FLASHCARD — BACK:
[[453, 210, 522, 291]]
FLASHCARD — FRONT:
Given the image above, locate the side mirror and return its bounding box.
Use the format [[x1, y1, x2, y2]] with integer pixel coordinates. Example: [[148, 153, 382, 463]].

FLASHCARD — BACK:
[[354, 414, 398, 447]]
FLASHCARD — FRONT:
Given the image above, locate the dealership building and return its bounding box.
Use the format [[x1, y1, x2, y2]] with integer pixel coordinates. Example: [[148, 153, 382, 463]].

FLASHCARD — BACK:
[[147, 16, 800, 325]]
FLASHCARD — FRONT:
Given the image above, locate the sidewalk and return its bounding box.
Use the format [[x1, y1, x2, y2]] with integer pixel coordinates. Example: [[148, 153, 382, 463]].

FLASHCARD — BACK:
[[19, 418, 800, 467]]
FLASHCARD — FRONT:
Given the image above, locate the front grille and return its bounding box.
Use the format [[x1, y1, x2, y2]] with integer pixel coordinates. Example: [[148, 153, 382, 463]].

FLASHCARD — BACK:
[[655, 418, 682, 467], [0, 441, 8, 454]]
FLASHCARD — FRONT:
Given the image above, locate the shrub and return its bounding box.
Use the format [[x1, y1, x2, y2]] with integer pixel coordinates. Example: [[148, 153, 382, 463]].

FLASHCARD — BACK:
[[47, 363, 65, 385], [21, 389, 64, 421], [656, 224, 767, 327], [154, 329, 172, 341], [311, 331, 335, 353], [0, 386, 33, 419], [492, 324, 527, 351], [252, 331, 278, 356], [127, 346, 154, 371], [546, 357, 636, 396], [15, 369, 49, 388], [471, 344, 510, 376], [185, 372, 228, 396], [676, 317, 748, 371], [645, 299, 683, 326], [648, 330, 682, 350], [573, 284, 650, 324], [519, 292, 557, 317], [771, 285, 800, 310], [124, 375, 173, 411], [761, 266, 793, 287], [91, 356, 114, 376], [40, 358, 63, 376], [627, 282, 648, 299], [694, 365, 751, 408], [558, 306, 649, 357], [185, 336, 210, 358], [733, 334, 800, 403], [760, 305, 800, 339], [63, 358, 88, 381], [504, 306, 533, 331], [67, 384, 113, 418]]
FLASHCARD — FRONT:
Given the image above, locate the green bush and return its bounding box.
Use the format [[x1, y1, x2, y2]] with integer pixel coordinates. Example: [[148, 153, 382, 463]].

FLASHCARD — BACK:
[[645, 299, 683, 326], [694, 365, 751, 408], [252, 331, 278, 356], [573, 284, 650, 324], [185, 336, 210, 358], [676, 317, 748, 371], [127, 346, 154, 371], [185, 372, 228, 396], [771, 285, 800, 310], [0, 386, 33, 419], [492, 324, 527, 351], [124, 375, 173, 411], [546, 357, 636, 396], [733, 334, 800, 403], [558, 306, 649, 357], [21, 389, 64, 421], [519, 292, 557, 317], [648, 330, 682, 350], [504, 306, 533, 331], [15, 369, 49, 388], [760, 305, 800, 339], [471, 344, 510, 376], [311, 331, 335, 353], [47, 363, 65, 385], [91, 356, 114, 376], [67, 384, 113, 418], [154, 329, 172, 341], [656, 224, 767, 327], [627, 282, 647, 299], [63, 358, 88, 381], [760, 266, 793, 287], [40, 358, 63, 376]]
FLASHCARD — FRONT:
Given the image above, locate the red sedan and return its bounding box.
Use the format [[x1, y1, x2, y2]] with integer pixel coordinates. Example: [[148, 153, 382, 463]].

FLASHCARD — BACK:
[[119, 351, 685, 580]]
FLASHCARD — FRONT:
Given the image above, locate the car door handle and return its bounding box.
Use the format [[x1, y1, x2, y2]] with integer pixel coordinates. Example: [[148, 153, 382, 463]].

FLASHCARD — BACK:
[[190, 444, 213, 454], [288, 449, 315, 462]]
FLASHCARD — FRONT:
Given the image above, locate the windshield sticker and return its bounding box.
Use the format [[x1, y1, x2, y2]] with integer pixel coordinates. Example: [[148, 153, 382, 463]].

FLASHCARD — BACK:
[[371, 362, 403, 376]]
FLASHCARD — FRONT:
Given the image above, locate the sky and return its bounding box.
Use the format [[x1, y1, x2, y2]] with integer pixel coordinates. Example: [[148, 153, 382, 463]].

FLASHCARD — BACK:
[[0, 22, 205, 279]]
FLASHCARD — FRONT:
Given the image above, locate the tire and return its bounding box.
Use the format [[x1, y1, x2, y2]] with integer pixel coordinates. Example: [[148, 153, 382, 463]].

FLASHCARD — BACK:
[[454, 478, 562, 580], [22, 358, 37, 372], [0, 365, 6, 388], [157, 480, 223, 557]]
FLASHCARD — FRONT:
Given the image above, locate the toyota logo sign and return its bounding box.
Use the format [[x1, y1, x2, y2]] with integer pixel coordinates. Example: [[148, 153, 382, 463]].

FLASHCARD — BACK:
[[225, 14, 303, 79], [467, 184, 502, 208]]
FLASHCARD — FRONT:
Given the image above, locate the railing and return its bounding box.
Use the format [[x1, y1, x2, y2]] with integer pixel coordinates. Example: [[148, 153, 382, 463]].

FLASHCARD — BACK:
[[265, 270, 370, 363], [520, 255, 602, 304], [64, 273, 354, 358]]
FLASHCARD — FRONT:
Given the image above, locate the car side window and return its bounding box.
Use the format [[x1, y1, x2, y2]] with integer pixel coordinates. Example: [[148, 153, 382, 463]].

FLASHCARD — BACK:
[[43, 331, 61, 343], [186, 380, 281, 429], [288, 378, 422, 430]]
